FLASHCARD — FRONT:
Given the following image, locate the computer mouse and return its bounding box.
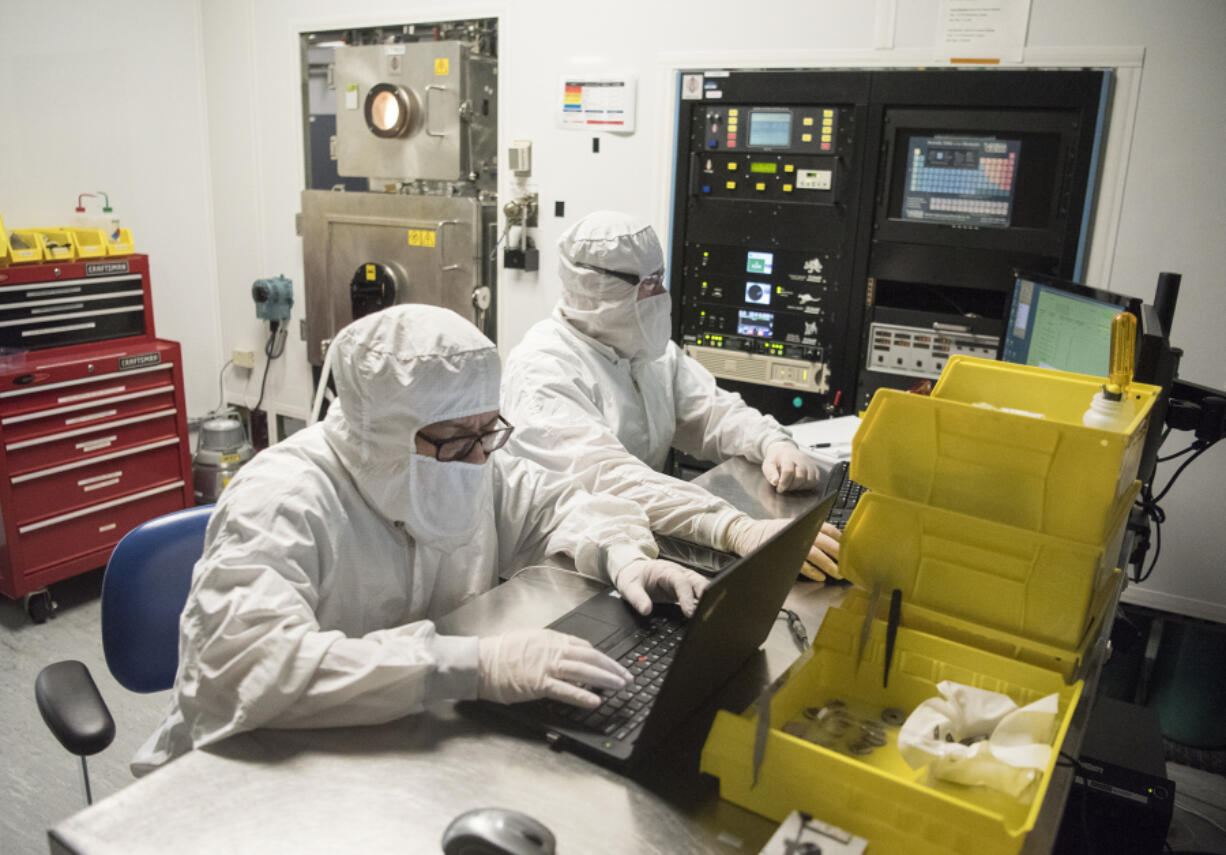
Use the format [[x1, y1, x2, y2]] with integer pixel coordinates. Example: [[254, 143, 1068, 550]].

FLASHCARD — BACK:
[[441, 807, 557, 855]]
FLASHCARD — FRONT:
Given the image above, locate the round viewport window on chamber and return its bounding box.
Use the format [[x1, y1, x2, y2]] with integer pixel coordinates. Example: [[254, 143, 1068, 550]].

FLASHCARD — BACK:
[[364, 84, 413, 137]]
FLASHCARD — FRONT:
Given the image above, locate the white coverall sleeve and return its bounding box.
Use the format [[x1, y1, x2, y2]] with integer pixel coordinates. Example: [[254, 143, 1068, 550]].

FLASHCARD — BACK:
[[505, 371, 747, 550], [489, 454, 657, 583], [173, 499, 480, 751], [670, 345, 794, 464]]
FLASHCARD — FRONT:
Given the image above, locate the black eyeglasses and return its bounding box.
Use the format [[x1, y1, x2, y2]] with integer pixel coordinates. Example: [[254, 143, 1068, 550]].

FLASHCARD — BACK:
[[417, 416, 515, 462], [574, 262, 642, 287]]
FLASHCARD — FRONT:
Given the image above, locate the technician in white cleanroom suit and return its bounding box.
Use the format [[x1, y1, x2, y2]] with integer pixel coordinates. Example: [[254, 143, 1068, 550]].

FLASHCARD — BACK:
[[132, 304, 706, 774], [502, 211, 841, 581]]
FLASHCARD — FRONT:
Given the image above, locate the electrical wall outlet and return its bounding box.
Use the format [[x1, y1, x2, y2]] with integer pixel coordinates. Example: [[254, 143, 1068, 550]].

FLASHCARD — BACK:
[[233, 349, 256, 369]]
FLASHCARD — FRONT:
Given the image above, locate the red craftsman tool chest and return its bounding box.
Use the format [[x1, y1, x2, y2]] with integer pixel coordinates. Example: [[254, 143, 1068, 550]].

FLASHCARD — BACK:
[[0, 255, 193, 620]]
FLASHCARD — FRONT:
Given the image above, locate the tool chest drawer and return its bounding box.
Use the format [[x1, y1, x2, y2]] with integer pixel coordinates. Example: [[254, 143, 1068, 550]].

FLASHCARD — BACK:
[[10, 436, 184, 522], [3, 404, 180, 471], [13, 481, 188, 576], [0, 334, 192, 602], [0, 255, 154, 350]]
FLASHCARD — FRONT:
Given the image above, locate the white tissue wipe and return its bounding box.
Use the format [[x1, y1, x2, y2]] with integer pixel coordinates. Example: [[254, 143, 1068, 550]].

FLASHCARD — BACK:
[[897, 681, 1060, 800]]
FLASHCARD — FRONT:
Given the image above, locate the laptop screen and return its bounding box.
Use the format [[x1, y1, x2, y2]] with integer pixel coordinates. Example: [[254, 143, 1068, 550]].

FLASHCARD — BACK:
[[1000, 271, 1143, 377]]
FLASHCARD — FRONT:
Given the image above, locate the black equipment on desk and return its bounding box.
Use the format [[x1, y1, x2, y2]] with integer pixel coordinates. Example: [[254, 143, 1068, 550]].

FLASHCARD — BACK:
[[477, 493, 836, 770], [1053, 696, 1175, 855]]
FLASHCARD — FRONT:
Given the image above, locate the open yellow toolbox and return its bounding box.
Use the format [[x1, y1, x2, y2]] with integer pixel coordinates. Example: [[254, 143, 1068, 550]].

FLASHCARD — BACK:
[[702, 607, 1082, 855], [851, 355, 1159, 544], [702, 356, 1154, 853]]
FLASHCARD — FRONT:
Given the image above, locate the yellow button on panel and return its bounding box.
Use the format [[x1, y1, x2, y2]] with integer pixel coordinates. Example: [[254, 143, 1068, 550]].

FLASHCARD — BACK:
[[728, 161, 738, 170], [783, 184, 793, 192], [729, 108, 739, 117], [755, 182, 766, 191], [784, 164, 794, 172], [726, 180, 736, 189], [803, 116, 814, 126], [801, 133, 812, 143], [823, 108, 834, 117], [822, 134, 832, 143]]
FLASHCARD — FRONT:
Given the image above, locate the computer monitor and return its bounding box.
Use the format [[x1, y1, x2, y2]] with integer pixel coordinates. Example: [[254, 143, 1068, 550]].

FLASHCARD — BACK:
[[999, 270, 1143, 378]]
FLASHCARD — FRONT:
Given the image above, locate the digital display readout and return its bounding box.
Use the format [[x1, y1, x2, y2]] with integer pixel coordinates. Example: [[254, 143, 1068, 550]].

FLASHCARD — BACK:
[[746, 251, 774, 274], [748, 111, 791, 147], [750, 162, 778, 174]]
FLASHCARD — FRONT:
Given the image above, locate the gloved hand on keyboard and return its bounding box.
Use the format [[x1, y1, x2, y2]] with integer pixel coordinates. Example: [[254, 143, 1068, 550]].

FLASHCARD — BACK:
[[724, 515, 841, 582], [476, 628, 633, 709], [613, 558, 708, 618], [761, 440, 822, 493]]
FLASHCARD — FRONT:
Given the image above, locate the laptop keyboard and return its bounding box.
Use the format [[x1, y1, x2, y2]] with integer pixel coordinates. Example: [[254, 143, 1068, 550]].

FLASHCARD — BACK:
[[543, 613, 686, 742], [826, 460, 866, 531]]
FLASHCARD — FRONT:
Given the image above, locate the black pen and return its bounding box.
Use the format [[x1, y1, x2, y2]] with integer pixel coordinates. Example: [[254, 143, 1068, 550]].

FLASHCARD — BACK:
[[810, 442, 832, 448]]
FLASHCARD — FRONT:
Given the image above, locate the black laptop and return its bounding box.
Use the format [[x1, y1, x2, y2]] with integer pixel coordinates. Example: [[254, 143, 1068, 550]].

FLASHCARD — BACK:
[[486, 492, 836, 769]]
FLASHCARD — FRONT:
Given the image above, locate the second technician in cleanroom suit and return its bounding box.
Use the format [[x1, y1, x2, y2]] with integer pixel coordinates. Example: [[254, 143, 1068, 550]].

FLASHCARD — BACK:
[[132, 304, 706, 774], [502, 211, 841, 581]]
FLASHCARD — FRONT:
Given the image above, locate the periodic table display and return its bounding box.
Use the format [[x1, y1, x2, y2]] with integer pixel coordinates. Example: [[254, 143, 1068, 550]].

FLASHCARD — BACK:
[[901, 136, 1020, 228]]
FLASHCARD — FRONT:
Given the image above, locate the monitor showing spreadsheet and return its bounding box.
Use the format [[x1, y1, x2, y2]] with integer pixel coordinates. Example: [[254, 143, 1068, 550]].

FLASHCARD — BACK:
[[1000, 271, 1143, 377]]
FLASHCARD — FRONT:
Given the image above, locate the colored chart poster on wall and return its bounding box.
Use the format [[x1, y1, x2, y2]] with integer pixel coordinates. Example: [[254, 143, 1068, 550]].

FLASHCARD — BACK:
[[558, 76, 637, 132]]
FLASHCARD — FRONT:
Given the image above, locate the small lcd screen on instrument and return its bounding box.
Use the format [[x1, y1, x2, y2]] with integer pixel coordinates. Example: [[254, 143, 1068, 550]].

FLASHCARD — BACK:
[[750, 162, 778, 174], [746, 250, 774, 274], [737, 309, 774, 337], [748, 112, 791, 147]]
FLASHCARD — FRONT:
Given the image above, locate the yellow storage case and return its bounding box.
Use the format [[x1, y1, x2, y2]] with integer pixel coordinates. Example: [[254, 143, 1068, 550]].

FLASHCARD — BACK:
[[701, 606, 1082, 855], [66, 227, 109, 259], [839, 485, 1135, 648], [15, 228, 75, 261], [840, 568, 1122, 682], [105, 227, 135, 255], [851, 355, 1159, 544], [5, 226, 45, 264]]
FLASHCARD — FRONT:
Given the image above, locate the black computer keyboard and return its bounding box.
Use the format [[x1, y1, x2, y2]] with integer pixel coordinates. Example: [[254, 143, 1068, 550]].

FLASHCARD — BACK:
[[826, 460, 867, 531], [543, 613, 685, 741]]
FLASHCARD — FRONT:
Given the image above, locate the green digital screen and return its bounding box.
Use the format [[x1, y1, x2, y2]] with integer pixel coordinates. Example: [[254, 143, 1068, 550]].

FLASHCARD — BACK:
[[1026, 290, 1119, 376], [750, 162, 778, 174]]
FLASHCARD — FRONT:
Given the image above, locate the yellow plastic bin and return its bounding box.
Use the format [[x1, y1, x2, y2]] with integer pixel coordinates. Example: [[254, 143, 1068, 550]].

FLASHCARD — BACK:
[[701, 606, 1082, 855], [840, 487, 1134, 648], [105, 227, 135, 255], [5, 226, 45, 264], [851, 355, 1159, 544], [65, 227, 109, 259], [840, 568, 1122, 682], [15, 228, 75, 261]]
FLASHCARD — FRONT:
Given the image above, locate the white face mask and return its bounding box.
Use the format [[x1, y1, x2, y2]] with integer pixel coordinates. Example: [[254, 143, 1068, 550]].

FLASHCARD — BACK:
[[400, 454, 492, 549], [634, 292, 672, 359]]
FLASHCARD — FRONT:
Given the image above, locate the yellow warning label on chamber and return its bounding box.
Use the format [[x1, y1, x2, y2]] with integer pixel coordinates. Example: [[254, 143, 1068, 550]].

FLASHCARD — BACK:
[[407, 229, 437, 247], [434, 58, 450, 75]]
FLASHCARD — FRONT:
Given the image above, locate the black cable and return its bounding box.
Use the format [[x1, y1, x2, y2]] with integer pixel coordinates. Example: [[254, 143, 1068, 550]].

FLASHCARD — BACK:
[[1057, 750, 1096, 855], [252, 323, 285, 414], [778, 609, 808, 651], [1151, 440, 1219, 505], [1131, 436, 1220, 583]]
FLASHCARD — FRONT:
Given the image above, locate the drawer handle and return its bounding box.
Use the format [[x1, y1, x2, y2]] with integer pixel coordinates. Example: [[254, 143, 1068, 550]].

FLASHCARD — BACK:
[[82, 477, 122, 492], [79, 470, 123, 487], [76, 435, 118, 452], [65, 409, 118, 426]]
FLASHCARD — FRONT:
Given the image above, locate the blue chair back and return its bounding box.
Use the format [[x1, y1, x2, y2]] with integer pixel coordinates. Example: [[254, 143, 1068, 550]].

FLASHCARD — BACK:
[[100, 504, 214, 693]]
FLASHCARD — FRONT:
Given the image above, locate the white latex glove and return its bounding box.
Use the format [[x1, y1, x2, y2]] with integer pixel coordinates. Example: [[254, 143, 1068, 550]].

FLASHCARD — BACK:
[[614, 558, 708, 618], [725, 516, 841, 582], [761, 440, 822, 493], [476, 629, 633, 709]]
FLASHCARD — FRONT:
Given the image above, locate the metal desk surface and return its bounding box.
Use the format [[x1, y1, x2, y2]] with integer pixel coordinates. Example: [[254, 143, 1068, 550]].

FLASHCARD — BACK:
[[49, 458, 1106, 855]]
